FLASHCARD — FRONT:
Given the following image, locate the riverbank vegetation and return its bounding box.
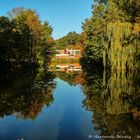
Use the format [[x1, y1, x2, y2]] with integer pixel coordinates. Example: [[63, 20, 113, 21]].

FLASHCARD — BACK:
[[82, 0, 140, 70], [0, 7, 54, 68]]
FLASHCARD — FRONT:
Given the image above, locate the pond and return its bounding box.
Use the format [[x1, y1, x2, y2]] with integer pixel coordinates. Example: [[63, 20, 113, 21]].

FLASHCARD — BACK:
[[0, 63, 140, 140]]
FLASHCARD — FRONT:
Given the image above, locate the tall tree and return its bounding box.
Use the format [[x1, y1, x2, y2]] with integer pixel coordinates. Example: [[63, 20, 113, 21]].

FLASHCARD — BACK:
[[0, 7, 54, 64], [82, 0, 140, 70]]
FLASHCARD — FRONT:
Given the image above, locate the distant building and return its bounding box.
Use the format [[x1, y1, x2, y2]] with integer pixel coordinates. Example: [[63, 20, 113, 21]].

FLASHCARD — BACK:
[[56, 48, 81, 58]]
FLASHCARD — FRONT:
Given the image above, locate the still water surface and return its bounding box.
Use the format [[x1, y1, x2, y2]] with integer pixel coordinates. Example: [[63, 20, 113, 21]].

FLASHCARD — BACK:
[[0, 63, 140, 140], [0, 79, 98, 140]]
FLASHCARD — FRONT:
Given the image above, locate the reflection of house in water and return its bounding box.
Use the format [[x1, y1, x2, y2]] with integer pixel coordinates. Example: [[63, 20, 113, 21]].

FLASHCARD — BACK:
[[55, 63, 82, 72], [56, 49, 81, 58]]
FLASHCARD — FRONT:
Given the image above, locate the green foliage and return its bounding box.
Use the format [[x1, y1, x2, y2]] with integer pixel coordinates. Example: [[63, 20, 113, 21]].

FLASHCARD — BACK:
[[114, 0, 140, 23], [82, 3, 106, 62], [103, 22, 140, 70], [82, 0, 140, 70], [55, 31, 83, 50], [0, 7, 54, 65]]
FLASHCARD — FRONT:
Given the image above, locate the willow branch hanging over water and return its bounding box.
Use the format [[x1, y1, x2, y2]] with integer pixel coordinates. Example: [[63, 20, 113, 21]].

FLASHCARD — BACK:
[[104, 22, 134, 70], [103, 22, 140, 70]]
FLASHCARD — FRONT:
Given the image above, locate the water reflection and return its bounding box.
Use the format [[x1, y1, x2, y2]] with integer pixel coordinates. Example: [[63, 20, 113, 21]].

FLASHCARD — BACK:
[[1, 61, 140, 139], [0, 62, 56, 120], [51, 63, 82, 72], [51, 63, 85, 86], [82, 66, 140, 139]]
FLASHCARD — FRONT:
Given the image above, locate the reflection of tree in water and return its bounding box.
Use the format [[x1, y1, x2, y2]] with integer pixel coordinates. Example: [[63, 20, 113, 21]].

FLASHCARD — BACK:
[[82, 66, 140, 139], [0, 62, 56, 120], [54, 71, 85, 86], [103, 71, 140, 116]]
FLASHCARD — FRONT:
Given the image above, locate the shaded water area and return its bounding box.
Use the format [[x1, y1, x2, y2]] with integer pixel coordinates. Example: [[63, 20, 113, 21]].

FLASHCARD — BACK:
[[0, 62, 140, 140]]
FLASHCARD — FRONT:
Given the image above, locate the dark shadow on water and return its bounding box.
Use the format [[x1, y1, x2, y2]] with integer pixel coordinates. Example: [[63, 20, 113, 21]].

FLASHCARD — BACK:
[[0, 62, 56, 120]]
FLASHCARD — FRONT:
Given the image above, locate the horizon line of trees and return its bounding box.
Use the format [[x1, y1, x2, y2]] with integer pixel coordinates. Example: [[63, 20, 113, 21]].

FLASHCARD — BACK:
[[54, 31, 84, 50]]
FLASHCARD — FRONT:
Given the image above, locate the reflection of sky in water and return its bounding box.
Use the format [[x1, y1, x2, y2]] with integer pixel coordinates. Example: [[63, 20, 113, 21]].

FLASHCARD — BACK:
[[0, 78, 100, 140]]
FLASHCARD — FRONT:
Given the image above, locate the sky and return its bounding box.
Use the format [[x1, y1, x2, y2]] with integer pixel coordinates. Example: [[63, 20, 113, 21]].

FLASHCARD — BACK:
[[0, 0, 93, 39]]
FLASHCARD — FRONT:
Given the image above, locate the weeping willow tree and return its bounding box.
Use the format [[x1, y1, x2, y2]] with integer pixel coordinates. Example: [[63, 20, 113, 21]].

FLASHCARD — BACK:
[[103, 22, 140, 70]]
